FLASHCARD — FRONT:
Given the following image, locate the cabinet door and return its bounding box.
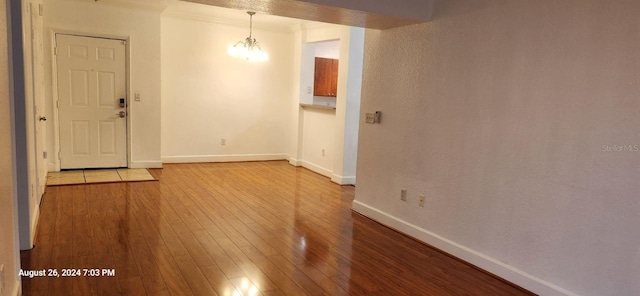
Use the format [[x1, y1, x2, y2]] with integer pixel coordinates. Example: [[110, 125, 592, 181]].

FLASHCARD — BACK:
[[330, 59, 338, 96], [314, 57, 338, 97]]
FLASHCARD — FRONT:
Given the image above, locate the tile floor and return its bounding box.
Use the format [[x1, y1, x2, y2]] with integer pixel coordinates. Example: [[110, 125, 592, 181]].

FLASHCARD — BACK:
[[46, 168, 155, 186]]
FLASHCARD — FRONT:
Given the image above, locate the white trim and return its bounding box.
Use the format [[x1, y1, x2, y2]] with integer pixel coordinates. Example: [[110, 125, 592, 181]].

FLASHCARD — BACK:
[[330, 174, 356, 185], [48, 29, 61, 172], [300, 160, 332, 177], [162, 11, 294, 33], [162, 154, 288, 164], [29, 203, 39, 249], [98, 0, 168, 12], [12, 281, 21, 296], [289, 158, 302, 166], [47, 162, 56, 172], [129, 161, 162, 169], [351, 201, 578, 296]]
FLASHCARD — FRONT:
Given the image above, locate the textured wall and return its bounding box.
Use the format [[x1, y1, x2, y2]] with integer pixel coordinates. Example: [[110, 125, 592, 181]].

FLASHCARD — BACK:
[[355, 1, 640, 295]]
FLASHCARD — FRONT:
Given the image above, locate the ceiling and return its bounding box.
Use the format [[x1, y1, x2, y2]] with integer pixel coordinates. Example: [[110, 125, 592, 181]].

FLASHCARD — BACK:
[[182, 0, 429, 29], [163, 1, 318, 32], [89, 0, 430, 30]]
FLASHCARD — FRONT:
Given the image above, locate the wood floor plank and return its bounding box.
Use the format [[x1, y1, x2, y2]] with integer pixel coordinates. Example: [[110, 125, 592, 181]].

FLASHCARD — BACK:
[[72, 255, 97, 296], [149, 245, 195, 296], [200, 264, 237, 296], [215, 237, 280, 292], [173, 255, 219, 296], [22, 161, 534, 296], [120, 277, 147, 296], [49, 243, 73, 295], [128, 236, 168, 293], [240, 246, 313, 296]]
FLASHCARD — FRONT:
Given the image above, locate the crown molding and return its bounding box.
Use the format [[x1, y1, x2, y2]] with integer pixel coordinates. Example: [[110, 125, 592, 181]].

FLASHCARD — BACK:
[[161, 9, 304, 33], [65, 0, 172, 12]]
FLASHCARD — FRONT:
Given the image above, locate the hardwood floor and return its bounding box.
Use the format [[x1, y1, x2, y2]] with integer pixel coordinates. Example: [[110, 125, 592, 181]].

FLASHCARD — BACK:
[[21, 161, 534, 295]]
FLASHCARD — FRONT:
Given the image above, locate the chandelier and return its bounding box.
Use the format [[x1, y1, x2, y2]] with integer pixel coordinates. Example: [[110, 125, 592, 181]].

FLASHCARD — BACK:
[[227, 11, 268, 62]]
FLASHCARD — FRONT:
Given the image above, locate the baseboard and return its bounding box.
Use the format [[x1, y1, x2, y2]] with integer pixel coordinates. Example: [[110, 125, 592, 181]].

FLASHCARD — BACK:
[[300, 161, 332, 177], [330, 174, 356, 185], [30, 203, 40, 248], [129, 161, 163, 169], [11, 280, 21, 296], [351, 200, 577, 296], [289, 158, 302, 166], [47, 162, 57, 172], [162, 154, 288, 164]]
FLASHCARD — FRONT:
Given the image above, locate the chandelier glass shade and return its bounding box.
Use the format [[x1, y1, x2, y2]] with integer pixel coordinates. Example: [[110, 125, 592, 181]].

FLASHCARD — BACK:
[[228, 11, 268, 62]]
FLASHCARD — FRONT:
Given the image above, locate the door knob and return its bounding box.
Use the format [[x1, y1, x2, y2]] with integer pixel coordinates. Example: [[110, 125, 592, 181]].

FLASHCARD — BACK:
[[117, 111, 126, 118], [39, 116, 47, 121]]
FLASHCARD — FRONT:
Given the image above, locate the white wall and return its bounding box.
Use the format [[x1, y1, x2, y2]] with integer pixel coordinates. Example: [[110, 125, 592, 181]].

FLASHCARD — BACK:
[[354, 1, 640, 295], [160, 16, 294, 163], [314, 40, 339, 59], [301, 108, 335, 176], [1, 0, 22, 294], [292, 24, 363, 184], [43, 0, 162, 169]]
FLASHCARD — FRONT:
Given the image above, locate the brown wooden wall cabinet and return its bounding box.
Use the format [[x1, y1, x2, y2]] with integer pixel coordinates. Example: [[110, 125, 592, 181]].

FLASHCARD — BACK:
[[314, 57, 338, 97]]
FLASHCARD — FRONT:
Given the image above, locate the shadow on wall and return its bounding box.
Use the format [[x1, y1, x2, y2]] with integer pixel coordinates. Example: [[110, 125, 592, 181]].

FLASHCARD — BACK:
[[430, 0, 509, 21]]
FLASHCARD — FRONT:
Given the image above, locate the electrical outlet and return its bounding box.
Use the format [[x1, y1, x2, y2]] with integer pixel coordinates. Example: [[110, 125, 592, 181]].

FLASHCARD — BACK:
[[322, 149, 325, 156], [365, 113, 375, 124], [419, 194, 425, 207], [400, 189, 407, 201], [134, 92, 141, 102], [365, 111, 382, 124], [307, 86, 312, 94], [221, 138, 226, 146]]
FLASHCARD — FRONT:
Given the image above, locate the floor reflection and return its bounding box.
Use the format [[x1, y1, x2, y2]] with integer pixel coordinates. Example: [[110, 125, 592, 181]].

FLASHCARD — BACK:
[[227, 277, 259, 296], [292, 169, 354, 292], [20, 162, 533, 295]]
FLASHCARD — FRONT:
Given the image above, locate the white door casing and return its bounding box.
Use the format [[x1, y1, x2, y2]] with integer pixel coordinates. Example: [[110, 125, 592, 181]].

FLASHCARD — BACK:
[[29, 2, 46, 200], [56, 34, 127, 169]]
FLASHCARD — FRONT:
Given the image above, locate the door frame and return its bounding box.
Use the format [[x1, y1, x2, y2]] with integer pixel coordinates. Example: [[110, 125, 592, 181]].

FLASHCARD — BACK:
[[49, 30, 132, 171], [25, 1, 46, 200]]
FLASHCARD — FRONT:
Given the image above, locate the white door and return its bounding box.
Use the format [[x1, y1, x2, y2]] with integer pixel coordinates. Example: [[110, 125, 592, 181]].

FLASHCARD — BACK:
[[56, 34, 127, 169]]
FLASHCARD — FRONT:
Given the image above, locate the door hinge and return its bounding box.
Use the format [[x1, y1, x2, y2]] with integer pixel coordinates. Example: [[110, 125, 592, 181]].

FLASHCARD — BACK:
[[39, 4, 43, 16], [43, 151, 47, 159], [54, 47, 57, 56], [56, 100, 59, 108], [58, 152, 61, 160]]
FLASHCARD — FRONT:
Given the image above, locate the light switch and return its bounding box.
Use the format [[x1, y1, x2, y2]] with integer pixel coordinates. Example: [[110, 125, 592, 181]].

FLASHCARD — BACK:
[[134, 93, 141, 102]]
